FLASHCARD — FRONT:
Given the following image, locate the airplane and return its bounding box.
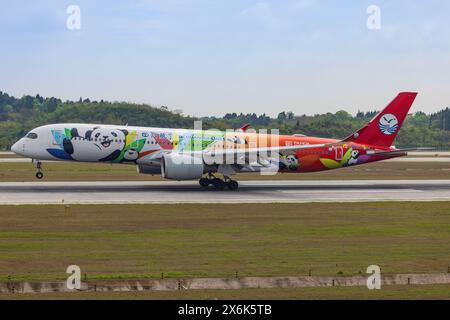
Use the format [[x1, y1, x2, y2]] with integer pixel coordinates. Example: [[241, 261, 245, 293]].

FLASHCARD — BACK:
[[11, 92, 421, 190]]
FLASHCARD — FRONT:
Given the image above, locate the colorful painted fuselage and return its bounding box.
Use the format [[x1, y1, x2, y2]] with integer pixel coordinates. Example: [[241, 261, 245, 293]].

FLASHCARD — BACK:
[[11, 123, 402, 173]]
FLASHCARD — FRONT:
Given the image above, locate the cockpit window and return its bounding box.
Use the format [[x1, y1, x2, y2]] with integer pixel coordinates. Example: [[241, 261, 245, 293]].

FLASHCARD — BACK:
[[26, 132, 38, 139]]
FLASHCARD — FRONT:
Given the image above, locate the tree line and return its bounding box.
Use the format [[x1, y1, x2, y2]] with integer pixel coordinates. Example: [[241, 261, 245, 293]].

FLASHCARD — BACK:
[[0, 91, 448, 150]]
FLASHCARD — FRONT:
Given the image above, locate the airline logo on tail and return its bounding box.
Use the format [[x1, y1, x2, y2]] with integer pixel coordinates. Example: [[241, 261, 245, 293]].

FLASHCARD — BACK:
[[378, 113, 399, 135]]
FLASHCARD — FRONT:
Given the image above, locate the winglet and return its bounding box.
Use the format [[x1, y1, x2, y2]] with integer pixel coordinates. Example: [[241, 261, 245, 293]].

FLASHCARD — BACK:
[[238, 123, 250, 132]]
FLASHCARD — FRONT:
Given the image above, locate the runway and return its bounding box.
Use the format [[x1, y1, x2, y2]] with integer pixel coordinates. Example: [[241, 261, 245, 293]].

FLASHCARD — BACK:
[[0, 180, 449, 204]]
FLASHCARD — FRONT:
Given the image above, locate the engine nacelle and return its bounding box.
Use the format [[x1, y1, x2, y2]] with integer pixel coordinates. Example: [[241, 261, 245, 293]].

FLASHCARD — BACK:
[[137, 164, 161, 175], [161, 153, 204, 180]]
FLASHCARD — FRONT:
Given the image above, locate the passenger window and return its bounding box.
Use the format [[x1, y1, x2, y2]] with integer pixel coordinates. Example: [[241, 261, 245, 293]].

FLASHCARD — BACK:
[[26, 132, 38, 139]]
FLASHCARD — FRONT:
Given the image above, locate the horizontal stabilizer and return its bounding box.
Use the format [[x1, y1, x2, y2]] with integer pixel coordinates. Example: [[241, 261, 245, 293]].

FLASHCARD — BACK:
[[366, 147, 434, 157]]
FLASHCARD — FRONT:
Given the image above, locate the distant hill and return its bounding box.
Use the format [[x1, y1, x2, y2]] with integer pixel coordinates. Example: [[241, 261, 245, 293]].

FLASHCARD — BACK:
[[0, 91, 448, 150]]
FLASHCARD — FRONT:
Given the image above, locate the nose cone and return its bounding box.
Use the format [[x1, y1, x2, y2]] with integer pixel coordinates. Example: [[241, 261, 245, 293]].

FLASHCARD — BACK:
[[11, 141, 19, 154], [11, 140, 23, 155]]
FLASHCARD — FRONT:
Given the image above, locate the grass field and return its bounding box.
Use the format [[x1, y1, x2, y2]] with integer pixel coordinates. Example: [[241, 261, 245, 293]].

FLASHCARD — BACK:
[[1, 284, 450, 300], [0, 161, 449, 181], [0, 202, 449, 284]]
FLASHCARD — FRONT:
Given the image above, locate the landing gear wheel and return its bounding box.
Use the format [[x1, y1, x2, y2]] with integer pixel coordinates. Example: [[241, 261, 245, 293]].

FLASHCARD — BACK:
[[199, 177, 210, 187], [227, 180, 239, 190], [34, 160, 43, 180], [212, 178, 225, 190]]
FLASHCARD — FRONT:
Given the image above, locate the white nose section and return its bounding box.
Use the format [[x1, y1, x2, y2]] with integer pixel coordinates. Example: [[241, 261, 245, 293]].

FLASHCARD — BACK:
[[11, 140, 24, 155], [11, 142, 19, 153]]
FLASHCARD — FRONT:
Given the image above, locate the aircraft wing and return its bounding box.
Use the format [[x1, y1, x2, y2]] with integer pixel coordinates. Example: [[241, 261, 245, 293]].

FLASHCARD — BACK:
[[145, 140, 333, 168], [201, 143, 333, 157], [178, 143, 332, 166]]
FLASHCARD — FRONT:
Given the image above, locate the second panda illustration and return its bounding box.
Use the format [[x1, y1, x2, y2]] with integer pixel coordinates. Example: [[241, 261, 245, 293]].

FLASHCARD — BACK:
[[123, 148, 139, 162]]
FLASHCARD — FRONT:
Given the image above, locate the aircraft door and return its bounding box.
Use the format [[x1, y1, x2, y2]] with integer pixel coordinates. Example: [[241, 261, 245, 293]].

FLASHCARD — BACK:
[[334, 146, 343, 161]]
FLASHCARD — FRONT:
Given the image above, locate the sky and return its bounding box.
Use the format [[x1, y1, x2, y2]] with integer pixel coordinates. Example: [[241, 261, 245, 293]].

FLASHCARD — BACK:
[[1, 0, 449, 117]]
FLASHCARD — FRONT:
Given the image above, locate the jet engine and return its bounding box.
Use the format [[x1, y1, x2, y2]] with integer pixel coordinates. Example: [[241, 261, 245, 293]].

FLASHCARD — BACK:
[[161, 153, 204, 180], [137, 164, 161, 175]]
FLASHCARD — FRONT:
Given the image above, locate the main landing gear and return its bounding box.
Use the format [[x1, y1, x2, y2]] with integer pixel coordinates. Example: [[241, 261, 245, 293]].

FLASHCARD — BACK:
[[34, 160, 44, 179], [199, 173, 239, 190]]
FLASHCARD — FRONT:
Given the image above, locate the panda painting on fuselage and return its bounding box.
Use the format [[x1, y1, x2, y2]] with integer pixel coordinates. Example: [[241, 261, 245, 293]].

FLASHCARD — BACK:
[[63, 127, 128, 162]]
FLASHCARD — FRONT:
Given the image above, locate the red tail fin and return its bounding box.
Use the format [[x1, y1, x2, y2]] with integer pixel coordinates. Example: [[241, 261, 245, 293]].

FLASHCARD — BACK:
[[344, 92, 418, 148]]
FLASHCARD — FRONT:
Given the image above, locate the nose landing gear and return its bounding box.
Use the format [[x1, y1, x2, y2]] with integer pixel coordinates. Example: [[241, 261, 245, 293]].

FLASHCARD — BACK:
[[34, 160, 44, 179], [198, 174, 239, 190]]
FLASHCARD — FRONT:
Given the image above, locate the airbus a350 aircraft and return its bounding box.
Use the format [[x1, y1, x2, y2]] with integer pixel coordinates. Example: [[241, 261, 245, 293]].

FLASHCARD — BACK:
[[11, 92, 420, 190]]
